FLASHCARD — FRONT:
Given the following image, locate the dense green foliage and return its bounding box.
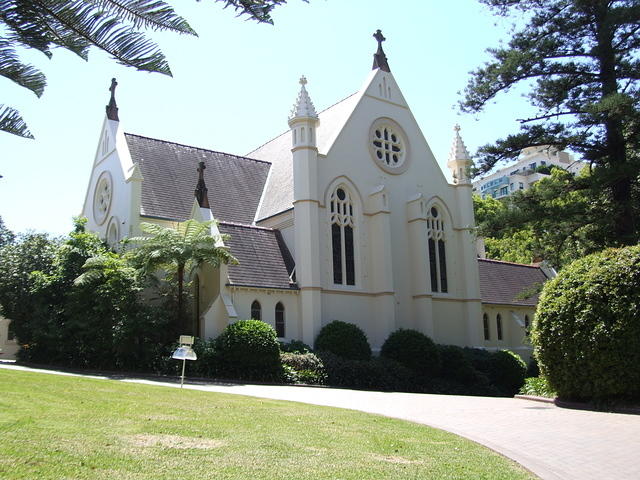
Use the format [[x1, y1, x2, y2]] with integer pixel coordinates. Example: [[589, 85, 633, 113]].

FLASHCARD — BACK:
[[380, 328, 440, 377], [0, 216, 14, 247], [129, 220, 236, 334], [463, 0, 640, 249], [213, 319, 282, 381], [533, 246, 640, 402], [519, 376, 556, 399], [489, 350, 527, 396], [280, 352, 326, 384], [1, 0, 291, 138], [314, 320, 372, 361], [473, 167, 607, 269], [279, 339, 311, 353], [437, 345, 478, 384]]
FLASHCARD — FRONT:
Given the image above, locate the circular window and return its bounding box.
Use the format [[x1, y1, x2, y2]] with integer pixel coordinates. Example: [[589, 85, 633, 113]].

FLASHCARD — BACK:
[[369, 118, 409, 174], [93, 171, 113, 226]]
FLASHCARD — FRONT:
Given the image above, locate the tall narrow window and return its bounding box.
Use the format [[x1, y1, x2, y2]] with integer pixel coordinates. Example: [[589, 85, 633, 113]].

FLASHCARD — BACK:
[[427, 206, 448, 293], [251, 300, 261, 320], [275, 302, 285, 338], [483, 314, 490, 341], [330, 186, 356, 286], [497, 314, 503, 340], [524, 315, 530, 337]]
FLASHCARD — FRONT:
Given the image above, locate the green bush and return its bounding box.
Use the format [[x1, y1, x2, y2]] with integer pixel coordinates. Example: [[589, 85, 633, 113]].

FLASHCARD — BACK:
[[380, 329, 440, 377], [317, 351, 417, 392], [533, 246, 640, 402], [519, 376, 556, 398], [489, 350, 527, 396], [280, 352, 327, 385], [525, 356, 540, 378], [438, 345, 478, 383], [214, 320, 282, 381], [279, 339, 311, 354], [314, 321, 371, 361]]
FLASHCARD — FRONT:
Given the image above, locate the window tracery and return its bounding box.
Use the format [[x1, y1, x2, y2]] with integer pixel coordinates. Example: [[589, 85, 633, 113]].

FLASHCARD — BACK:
[[426, 206, 448, 293], [330, 186, 356, 286]]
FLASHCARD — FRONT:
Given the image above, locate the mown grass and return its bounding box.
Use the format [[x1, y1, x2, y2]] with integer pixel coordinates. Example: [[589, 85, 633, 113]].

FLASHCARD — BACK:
[[0, 369, 536, 479]]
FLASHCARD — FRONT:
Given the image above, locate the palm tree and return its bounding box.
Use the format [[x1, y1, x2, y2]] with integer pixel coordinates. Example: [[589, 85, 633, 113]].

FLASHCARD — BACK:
[[129, 219, 237, 334], [1, 0, 287, 138]]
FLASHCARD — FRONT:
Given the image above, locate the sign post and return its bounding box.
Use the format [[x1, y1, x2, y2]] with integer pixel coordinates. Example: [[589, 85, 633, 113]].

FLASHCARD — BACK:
[[171, 335, 197, 388]]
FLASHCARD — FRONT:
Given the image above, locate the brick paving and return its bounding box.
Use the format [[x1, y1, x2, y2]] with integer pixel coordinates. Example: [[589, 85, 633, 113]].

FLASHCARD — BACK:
[[3, 363, 640, 480]]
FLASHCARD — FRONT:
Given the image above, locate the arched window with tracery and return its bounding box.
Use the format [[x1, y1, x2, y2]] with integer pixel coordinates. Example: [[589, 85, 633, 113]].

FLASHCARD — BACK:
[[251, 300, 261, 320], [275, 302, 285, 338], [426, 206, 448, 293], [330, 186, 355, 286]]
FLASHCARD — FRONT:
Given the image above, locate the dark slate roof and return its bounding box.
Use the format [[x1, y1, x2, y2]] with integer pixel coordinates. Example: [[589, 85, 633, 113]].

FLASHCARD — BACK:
[[218, 222, 297, 290], [125, 133, 271, 225], [478, 258, 550, 306]]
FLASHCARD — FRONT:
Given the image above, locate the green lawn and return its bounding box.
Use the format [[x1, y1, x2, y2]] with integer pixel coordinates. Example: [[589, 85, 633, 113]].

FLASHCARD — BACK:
[[0, 369, 536, 479]]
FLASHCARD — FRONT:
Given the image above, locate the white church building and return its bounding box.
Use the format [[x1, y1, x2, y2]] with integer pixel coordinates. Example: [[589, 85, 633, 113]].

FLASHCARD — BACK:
[[79, 31, 549, 361]]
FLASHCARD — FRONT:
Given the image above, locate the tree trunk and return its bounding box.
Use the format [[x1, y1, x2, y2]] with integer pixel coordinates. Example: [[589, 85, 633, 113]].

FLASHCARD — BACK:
[[595, 5, 635, 244], [177, 263, 184, 333]]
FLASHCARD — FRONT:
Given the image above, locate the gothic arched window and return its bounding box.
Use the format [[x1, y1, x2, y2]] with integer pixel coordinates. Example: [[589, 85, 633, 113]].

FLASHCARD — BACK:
[[330, 186, 355, 286], [483, 313, 490, 341], [275, 302, 285, 338], [251, 300, 261, 320], [497, 313, 503, 340], [524, 314, 530, 337], [426, 206, 448, 293]]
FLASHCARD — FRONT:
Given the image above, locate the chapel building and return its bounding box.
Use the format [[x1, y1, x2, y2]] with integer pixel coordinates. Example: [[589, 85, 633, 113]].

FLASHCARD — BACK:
[[80, 32, 549, 361]]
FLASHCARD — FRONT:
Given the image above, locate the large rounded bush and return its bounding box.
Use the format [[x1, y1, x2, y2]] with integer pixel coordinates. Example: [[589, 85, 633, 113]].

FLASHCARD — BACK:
[[314, 320, 371, 360], [533, 246, 640, 402], [489, 350, 526, 396], [214, 319, 282, 381], [380, 329, 440, 376]]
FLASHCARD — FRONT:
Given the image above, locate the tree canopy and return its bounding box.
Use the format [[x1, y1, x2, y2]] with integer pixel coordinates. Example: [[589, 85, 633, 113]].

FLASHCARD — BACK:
[[1, 0, 291, 138], [462, 0, 640, 246]]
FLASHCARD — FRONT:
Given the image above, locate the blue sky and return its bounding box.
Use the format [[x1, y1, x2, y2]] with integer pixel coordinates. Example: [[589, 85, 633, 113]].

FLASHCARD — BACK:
[[0, 0, 533, 235]]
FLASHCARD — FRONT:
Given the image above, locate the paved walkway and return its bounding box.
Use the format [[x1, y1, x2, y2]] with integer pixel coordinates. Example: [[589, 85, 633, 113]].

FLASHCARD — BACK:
[[2, 362, 639, 480]]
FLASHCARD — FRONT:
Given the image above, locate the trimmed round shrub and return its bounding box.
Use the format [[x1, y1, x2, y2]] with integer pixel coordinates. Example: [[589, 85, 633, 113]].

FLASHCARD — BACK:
[[314, 320, 371, 361], [533, 246, 640, 402], [380, 328, 440, 376], [213, 319, 282, 381], [279, 339, 311, 354], [438, 344, 478, 383], [489, 350, 526, 396], [280, 352, 327, 385]]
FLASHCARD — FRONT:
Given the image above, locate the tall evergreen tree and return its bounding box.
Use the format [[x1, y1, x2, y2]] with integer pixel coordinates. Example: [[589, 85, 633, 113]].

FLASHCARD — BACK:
[[461, 0, 640, 245]]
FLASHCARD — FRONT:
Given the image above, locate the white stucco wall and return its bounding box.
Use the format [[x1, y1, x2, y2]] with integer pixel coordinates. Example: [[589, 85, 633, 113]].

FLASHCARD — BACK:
[[0, 317, 19, 360]]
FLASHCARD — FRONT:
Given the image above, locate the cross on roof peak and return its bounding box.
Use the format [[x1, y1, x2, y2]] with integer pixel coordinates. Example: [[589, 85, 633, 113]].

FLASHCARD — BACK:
[[374, 29, 386, 47], [372, 29, 390, 73], [106, 77, 119, 121], [299, 75, 307, 86]]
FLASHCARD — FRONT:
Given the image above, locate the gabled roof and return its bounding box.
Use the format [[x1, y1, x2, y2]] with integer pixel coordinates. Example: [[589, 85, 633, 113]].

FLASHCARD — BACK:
[[125, 134, 271, 225], [248, 93, 360, 221], [478, 258, 550, 306], [218, 222, 296, 290]]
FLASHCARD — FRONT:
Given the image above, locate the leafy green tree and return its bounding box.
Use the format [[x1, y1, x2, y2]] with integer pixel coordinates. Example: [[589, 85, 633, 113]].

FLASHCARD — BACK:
[[484, 229, 536, 265], [1, 0, 292, 138], [130, 219, 237, 334], [0, 215, 14, 247], [0, 231, 59, 325], [462, 0, 640, 246]]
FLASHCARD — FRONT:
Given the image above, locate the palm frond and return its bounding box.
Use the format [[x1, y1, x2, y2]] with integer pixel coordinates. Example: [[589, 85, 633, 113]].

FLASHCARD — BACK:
[[0, 104, 33, 138], [35, 1, 172, 74], [0, 37, 46, 95], [98, 0, 197, 35], [0, 0, 55, 57]]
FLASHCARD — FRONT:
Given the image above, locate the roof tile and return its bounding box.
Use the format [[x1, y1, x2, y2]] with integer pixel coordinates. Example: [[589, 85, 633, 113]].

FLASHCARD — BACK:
[[478, 258, 550, 306]]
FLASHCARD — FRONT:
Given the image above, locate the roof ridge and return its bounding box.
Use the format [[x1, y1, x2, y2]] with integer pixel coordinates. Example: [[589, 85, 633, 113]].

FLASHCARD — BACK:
[[245, 92, 358, 156], [218, 221, 275, 232], [478, 257, 541, 269], [124, 132, 272, 166]]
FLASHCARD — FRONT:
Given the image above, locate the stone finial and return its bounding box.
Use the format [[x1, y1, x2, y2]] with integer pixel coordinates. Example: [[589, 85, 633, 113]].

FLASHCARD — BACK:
[[106, 78, 119, 121], [372, 29, 390, 72], [288, 76, 318, 121], [194, 161, 210, 208], [448, 124, 472, 184]]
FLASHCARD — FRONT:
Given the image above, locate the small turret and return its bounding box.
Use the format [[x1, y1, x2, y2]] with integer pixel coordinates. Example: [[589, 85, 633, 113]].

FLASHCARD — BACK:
[[447, 124, 472, 184], [288, 76, 319, 150]]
